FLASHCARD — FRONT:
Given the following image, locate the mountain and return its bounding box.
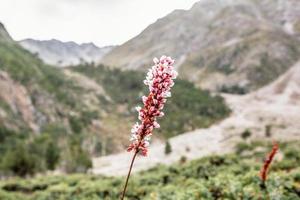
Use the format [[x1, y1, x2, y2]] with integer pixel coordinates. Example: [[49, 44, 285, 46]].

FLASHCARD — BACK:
[[0, 22, 112, 164], [102, 0, 300, 92], [93, 60, 300, 176], [0, 22, 230, 175], [0, 22, 12, 42], [251, 60, 300, 105], [0, 23, 106, 173], [19, 39, 114, 67]]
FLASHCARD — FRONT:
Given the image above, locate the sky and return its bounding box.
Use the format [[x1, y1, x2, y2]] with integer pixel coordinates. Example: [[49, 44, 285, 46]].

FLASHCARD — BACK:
[[0, 0, 199, 46]]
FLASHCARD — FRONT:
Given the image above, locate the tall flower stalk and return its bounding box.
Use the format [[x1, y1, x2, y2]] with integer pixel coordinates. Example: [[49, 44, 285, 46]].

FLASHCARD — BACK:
[[121, 56, 177, 199], [259, 141, 279, 188]]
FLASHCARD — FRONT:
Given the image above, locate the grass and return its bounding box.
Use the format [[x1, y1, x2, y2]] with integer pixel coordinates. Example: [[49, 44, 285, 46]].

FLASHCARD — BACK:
[[0, 140, 299, 199]]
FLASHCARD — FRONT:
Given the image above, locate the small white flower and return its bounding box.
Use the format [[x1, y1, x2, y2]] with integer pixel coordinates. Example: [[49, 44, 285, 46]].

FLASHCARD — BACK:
[[172, 71, 178, 79], [131, 122, 140, 134], [135, 106, 141, 112], [153, 121, 160, 129], [143, 80, 149, 85], [130, 134, 138, 141], [159, 112, 165, 117], [160, 55, 167, 62], [153, 57, 159, 64], [144, 141, 150, 147], [144, 135, 151, 141], [146, 72, 153, 80], [142, 96, 147, 104], [163, 91, 171, 98]]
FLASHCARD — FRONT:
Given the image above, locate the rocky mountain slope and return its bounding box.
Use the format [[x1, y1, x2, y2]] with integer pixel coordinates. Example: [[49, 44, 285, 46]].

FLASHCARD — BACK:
[[93, 60, 300, 176], [20, 39, 114, 67], [102, 0, 300, 92], [0, 22, 112, 147], [0, 22, 231, 175], [0, 22, 118, 173], [0, 23, 136, 159]]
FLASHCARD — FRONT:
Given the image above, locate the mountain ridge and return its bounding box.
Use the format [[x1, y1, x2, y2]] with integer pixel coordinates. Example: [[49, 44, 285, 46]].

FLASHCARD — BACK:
[[20, 38, 114, 67], [0, 22, 12, 42], [101, 0, 300, 92]]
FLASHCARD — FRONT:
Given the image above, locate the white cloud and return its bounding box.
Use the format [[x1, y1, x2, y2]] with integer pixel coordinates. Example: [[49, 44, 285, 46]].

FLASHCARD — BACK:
[[0, 0, 199, 46]]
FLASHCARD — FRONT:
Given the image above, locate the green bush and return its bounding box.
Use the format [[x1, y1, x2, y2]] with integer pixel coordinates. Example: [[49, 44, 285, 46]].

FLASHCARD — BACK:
[[69, 116, 84, 133], [241, 129, 252, 139], [45, 141, 60, 170], [265, 124, 272, 137], [63, 140, 92, 173], [219, 85, 248, 94], [165, 140, 172, 155], [1, 144, 38, 176]]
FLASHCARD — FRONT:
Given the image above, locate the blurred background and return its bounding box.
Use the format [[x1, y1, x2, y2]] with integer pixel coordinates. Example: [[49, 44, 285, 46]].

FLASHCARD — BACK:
[[0, 0, 299, 199]]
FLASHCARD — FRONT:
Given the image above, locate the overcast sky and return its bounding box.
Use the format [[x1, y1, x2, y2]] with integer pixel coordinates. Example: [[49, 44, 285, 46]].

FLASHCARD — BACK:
[[0, 0, 199, 46]]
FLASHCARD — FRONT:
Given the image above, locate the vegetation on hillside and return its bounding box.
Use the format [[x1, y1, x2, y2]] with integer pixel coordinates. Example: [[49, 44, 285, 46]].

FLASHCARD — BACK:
[[0, 35, 100, 176], [73, 64, 230, 138], [0, 141, 299, 199], [0, 32, 230, 176]]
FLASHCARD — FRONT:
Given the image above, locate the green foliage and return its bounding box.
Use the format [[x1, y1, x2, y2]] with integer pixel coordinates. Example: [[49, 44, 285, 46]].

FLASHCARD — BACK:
[[0, 126, 18, 144], [160, 80, 230, 137], [63, 139, 92, 173], [241, 129, 252, 140], [235, 141, 265, 155], [0, 41, 80, 107], [45, 141, 60, 170], [164, 140, 172, 155], [73, 65, 144, 106], [0, 141, 298, 199], [0, 36, 100, 177], [0, 134, 61, 176], [219, 85, 248, 94], [1, 144, 38, 177], [69, 116, 84, 133], [73, 65, 231, 138], [265, 124, 272, 137]]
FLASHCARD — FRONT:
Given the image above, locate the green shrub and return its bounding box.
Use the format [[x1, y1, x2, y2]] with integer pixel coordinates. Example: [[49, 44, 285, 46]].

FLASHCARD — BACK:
[[241, 129, 252, 139], [265, 124, 272, 137], [69, 116, 84, 133], [0, 141, 299, 199], [219, 85, 248, 94], [63, 141, 92, 173], [1, 144, 38, 176], [165, 140, 172, 155], [45, 141, 60, 170]]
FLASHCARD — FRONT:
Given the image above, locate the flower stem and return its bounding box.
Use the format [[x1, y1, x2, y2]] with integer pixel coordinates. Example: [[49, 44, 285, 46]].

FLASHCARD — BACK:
[[120, 150, 138, 200]]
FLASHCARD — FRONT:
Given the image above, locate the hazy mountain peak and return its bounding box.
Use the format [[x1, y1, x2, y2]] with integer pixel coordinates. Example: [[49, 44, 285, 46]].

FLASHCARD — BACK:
[[19, 39, 115, 67]]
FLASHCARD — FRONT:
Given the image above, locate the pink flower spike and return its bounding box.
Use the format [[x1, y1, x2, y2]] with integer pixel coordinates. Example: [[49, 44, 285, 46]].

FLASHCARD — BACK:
[[122, 56, 177, 200], [127, 55, 177, 156]]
